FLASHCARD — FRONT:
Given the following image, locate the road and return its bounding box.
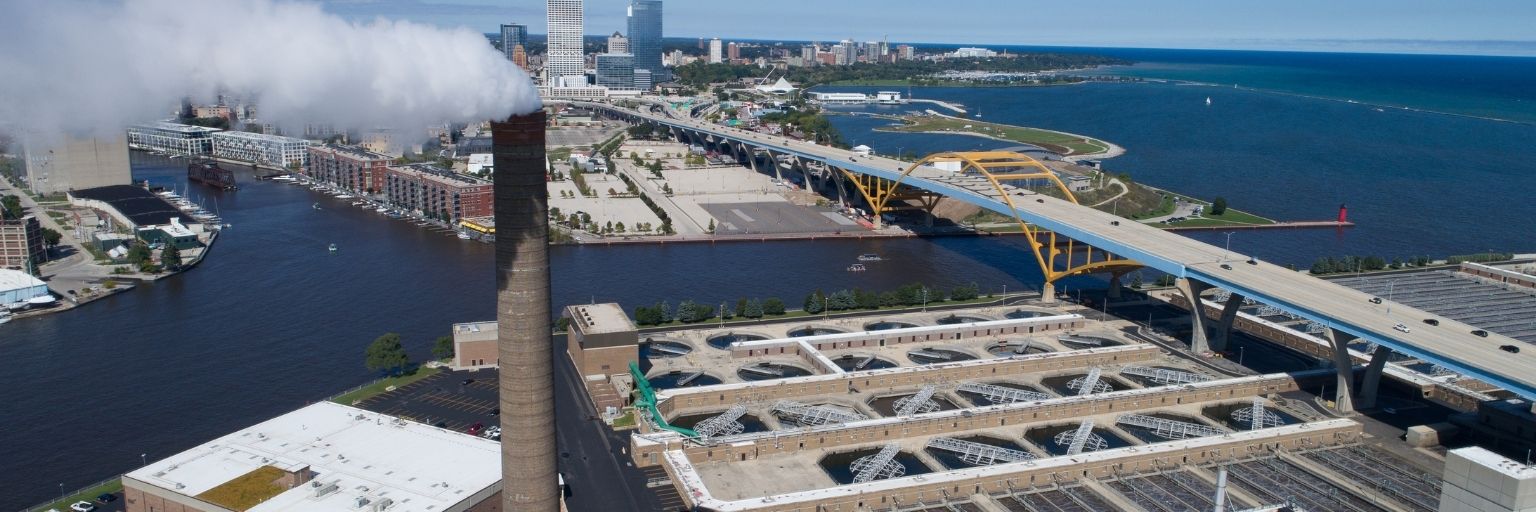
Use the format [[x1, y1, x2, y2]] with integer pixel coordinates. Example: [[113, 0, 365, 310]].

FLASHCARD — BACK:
[[574, 99, 1536, 400]]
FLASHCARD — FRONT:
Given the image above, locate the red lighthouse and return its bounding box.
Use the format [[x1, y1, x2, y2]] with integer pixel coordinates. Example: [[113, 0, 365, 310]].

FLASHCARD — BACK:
[[1338, 203, 1348, 223]]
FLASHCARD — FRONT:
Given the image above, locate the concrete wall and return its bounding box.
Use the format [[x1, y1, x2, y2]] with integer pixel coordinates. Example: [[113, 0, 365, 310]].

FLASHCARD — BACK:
[[1461, 262, 1536, 290], [671, 421, 1361, 512], [729, 317, 1086, 357], [454, 338, 498, 370], [657, 345, 1162, 417], [1439, 447, 1536, 512]]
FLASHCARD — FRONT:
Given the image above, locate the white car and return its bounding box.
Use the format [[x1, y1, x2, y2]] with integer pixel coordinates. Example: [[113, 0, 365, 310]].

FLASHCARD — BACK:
[[70, 502, 96, 512], [1393, 323, 1411, 333]]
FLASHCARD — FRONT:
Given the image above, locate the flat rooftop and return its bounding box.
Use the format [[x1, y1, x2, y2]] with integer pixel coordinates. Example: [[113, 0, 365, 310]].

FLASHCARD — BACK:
[[0, 269, 47, 291], [69, 185, 186, 227], [213, 130, 309, 145], [453, 321, 497, 343], [134, 121, 222, 135], [125, 401, 499, 512], [571, 303, 636, 335]]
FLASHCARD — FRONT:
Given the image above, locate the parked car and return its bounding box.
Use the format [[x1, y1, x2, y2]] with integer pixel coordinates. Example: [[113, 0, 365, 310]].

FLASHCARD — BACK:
[[95, 494, 117, 503], [70, 502, 96, 512]]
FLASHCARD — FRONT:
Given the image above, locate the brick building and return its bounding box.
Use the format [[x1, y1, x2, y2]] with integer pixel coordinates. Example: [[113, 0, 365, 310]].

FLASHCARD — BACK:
[[565, 303, 639, 379], [305, 145, 392, 195], [0, 215, 46, 270], [383, 164, 493, 223]]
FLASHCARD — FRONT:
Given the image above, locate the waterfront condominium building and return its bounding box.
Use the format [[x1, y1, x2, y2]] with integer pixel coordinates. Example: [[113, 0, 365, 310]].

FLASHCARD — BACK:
[[595, 53, 636, 90], [0, 215, 45, 271], [708, 38, 722, 64], [126, 122, 218, 157], [306, 144, 393, 194], [500, 23, 528, 61], [211, 131, 309, 169], [383, 163, 493, 223], [545, 0, 585, 86], [626, 0, 666, 83]]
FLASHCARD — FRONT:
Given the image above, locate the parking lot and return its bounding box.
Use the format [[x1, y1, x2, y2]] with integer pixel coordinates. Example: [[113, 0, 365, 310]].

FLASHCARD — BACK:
[[701, 201, 859, 235], [352, 360, 683, 511]]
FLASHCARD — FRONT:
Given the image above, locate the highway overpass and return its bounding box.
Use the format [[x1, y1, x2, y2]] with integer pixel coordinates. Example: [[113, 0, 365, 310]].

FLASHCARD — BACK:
[[575, 100, 1536, 408]]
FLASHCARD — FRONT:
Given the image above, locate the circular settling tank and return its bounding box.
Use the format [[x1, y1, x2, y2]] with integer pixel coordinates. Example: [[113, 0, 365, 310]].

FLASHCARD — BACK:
[[867, 393, 961, 417], [1024, 423, 1134, 456], [737, 362, 813, 381], [647, 370, 722, 390], [707, 332, 768, 349], [667, 412, 772, 435], [957, 382, 1053, 406], [925, 435, 1032, 469], [985, 340, 1053, 357], [1005, 309, 1051, 319], [936, 314, 991, 325], [639, 338, 693, 359], [1058, 335, 1122, 349], [866, 320, 920, 331], [788, 326, 847, 337], [832, 354, 898, 371], [907, 348, 977, 365], [819, 447, 933, 484]]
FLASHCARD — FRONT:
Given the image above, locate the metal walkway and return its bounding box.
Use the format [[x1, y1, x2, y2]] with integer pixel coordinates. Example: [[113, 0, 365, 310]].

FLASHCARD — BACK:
[[893, 385, 941, 416], [1055, 420, 1107, 455], [1066, 367, 1112, 395], [957, 382, 1053, 404], [1116, 414, 1225, 440], [771, 400, 865, 426], [1120, 366, 1211, 385], [926, 437, 1034, 466], [692, 403, 749, 439], [851, 443, 906, 483], [1231, 397, 1285, 430]]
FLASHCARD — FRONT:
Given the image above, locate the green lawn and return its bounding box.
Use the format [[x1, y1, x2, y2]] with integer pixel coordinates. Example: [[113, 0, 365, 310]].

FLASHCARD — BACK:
[[880, 116, 1112, 156], [1196, 208, 1273, 225], [36, 479, 123, 512], [331, 366, 442, 405], [610, 409, 637, 430]]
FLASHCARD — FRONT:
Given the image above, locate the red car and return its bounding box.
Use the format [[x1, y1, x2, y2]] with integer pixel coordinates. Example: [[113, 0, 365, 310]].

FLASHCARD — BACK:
[[467, 422, 485, 435]]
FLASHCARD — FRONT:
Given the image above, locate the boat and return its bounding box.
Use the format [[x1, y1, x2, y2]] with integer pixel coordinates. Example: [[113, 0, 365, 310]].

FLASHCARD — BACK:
[[1205, 96, 1212, 106], [857, 253, 882, 262], [0, 311, 11, 326], [456, 232, 472, 240], [26, 295, 58, 307], [5, 302, 26, 312], [328, 243, 338, 253], [847, 263, 867, 272], [312, 203, 321, 210]]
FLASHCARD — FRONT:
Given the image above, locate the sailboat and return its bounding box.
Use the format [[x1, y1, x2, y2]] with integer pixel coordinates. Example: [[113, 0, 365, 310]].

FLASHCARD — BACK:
[[328, 243, 338, 253], [1205, 97, 1212, 106]]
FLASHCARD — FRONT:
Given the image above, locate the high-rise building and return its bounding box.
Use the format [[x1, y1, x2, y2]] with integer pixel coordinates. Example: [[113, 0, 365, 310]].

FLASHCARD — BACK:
[[490, 112, 557, 510], [840, 39, 856, 65], [499, 23, 528, 61], [708, 38, 722, 64], [0, 215, 45, 271], [898, 44, 914, 60], [727, 42, 740, 61], [800, 45, 817, 66], [512, 44, 529, 70], [627, 1, 666, 83], [23, 133, 131, 195], [544, 0, 584, 86], [595, 53, 635, 90], [606, 31, 628, 53]]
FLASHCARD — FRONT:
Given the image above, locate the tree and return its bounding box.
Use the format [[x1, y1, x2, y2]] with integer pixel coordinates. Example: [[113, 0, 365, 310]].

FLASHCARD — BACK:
[[40, 227, 62, 248], [743, 299, 764, 319], [432, 336, 455, 361], [804, 290, 826, 314], [365, 333, 410, 374], [706, 218, 716, 234], [126, 241, 153, 264], [1, 194, 21, 220], [763, 297, 786, 316], [827, 289, 856, 311], [1210, 197, 1228, 215], [735, 298, 749, 318], [160, 243, 182, 269]]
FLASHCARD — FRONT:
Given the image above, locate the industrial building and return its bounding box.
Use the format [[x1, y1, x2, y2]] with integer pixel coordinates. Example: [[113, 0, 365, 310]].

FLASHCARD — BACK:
[[382, 164, 493, 223], [0, 215, 46, 270], [22, 132, 132, 195], [126, 122, 219, 156], [598, 300, 1479, 512], [450, 320, 498, 370], [306, 145, 393, 194], [0, 268, 50, 305], [211, 130, 309, 169], [122, 401, 501, 512]]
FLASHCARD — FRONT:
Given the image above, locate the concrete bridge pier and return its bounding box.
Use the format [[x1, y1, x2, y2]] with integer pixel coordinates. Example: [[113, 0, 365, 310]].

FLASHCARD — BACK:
[[1357, 346, 1393, 410], [1174, 277, 1211, 353], [764, 149, 785, 182], [1212, 292, 1246, 352], [1323, 328, 1358, 414], [1106, 273, 1124, 300], [1041, 281, 1057, 304]]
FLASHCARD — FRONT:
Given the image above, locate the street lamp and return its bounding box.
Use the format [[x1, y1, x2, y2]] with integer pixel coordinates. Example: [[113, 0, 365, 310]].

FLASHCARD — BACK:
[[1238, 346, 1246, 366], [141, 453, 147, 467], [922, 288, 929, 312], [1222, 232, 1236, 263]]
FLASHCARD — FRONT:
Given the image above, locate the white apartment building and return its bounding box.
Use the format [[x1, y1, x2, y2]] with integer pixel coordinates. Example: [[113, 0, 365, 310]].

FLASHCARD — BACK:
[[545, 0, 585, 85], [708, 38, 722, 64], [126, 122, 220, 156], [211, 131, 310, 169]]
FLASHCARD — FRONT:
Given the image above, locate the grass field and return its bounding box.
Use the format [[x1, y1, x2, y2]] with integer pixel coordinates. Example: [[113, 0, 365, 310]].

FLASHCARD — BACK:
[[879, 116, 1111, 156], [331, 366, 442, 405]]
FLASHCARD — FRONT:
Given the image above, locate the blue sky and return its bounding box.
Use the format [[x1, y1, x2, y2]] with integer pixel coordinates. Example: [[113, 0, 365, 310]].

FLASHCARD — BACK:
[[315, 0, 1536, 55]]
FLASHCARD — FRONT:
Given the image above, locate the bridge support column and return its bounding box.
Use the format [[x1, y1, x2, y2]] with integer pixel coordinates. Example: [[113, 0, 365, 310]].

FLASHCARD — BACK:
[[1324, 328, 1357, 414], [764, 149, 784, 182], [1041, 281, 1057, 304], [1107, 274, 1123, 300], [1358, 346, 1393, 410], [1174, 277, 1211, 354], [1212, 292, 1246, 353]]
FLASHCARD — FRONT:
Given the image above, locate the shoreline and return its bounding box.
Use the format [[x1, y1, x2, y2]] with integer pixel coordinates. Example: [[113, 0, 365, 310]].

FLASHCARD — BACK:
[[870, 111, 1127, 161]]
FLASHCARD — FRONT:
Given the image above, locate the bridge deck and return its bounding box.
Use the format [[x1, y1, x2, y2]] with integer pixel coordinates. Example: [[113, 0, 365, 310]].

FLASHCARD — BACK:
[[582, 100, 1536, 400]]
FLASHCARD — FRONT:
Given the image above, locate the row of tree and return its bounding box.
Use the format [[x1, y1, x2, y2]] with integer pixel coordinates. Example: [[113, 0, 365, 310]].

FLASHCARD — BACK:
[[803, 282, 980, 313], [1309, 254, 1436, 275], [634, 297, 790, 326]]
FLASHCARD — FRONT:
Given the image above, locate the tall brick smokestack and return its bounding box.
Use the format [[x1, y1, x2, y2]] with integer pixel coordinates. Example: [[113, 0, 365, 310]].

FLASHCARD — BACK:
[[491, 111, 558, 510]]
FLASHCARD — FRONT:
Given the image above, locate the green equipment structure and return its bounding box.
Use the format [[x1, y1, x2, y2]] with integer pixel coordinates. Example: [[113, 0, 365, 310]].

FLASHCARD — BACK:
[[629, 361, 698, 437]]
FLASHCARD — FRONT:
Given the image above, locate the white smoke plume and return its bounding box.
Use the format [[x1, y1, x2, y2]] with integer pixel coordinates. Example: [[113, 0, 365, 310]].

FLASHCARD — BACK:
[[0, 0, 542, 138]]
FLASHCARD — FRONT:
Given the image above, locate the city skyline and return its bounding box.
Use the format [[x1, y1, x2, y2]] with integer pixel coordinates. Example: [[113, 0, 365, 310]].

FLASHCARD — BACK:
[[311, 0, 1536, 57]]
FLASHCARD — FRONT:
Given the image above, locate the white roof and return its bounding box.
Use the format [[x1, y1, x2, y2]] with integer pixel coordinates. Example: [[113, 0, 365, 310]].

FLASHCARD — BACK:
[[0, 269, 47, 292], [125, 402, 500, 512], [467, 154, 494, 175]]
